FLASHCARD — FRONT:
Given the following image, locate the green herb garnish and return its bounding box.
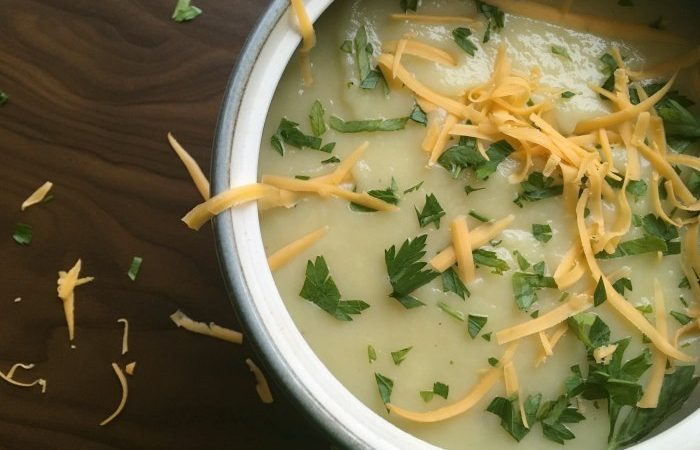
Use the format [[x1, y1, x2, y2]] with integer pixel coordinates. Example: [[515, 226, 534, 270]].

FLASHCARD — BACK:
[[309, 100, 327, 136], [438, 138, 514, 180], [384, 235, 439, 308], [670, 310, 693, 325], [12, 223, 32, 246], [482, 332, 492, 342], [488, 357, 500, 367], [127, 257, 143, 281], [340, 40, 353, 54], [321, 156, 341, 164], [409, 103, 428, 126], [476, 1, 505, 43], [368, 345, 377, 363], [551, 45, 571, 60], [532, 223, 553, 243], [512, 250, 531, 271], [464, 184, 485, 196], [415, 193, 445, 228], [172, 0, 202, 22], [375, 372, 394, 406], [512, 271, 557, 311], [391, 346, 413, 365], [452, 28, 477, 56], [438, 301, 466, 322], [468, 314, 488, 338], [612, 277, 633, 295], [561, 91, 576, 98], [514, 172, 563, 207], [441, 267, 470, 300], [299, 256, 370, 320], [0, 90, 8, 105], [403, 181, 424, 194], [329, 116, 408, 133], [469, 209, 490, 223], [271, 118, 322, 155], [594, 277, 607, 306], [473, 248, 510, 274]]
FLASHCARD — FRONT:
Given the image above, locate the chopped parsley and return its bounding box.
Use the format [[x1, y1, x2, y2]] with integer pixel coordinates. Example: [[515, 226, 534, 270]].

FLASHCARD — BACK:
[[391, 346, 413, 365], [473, 248, 509, 274], [441, 267, 470, 300], [464, 184, 484, 196], [171, 0, 202, 22], [374, 372, 394, 406], [438, 301, 466, 322], [403, 180, 423, 194], [329, 115, 408, 133], [354, 26, 373, 85], [593, 277, 607, 306], [0, 90, 8, 106], [612, 277, 633, 295], [482, 332, 492, 342], [384, 234, 439, 308], [12, 223, 32, 246], [299, 256, 370, 320], [309, 100, 327, 136], [415, 193, 445, 228], [530, 310, 540, 318], [597, 215, 680, 258], [438, 138, 515, 180], [561, 91, 576, 99], [400, 0, 419, 12], [321, 156, 341, 164], [271, 118, 322, 155], [368, 345, 377, 363], [352, 178, 400, 212], [551, 45, 571, 61], [670, 310, 693, 325], [476, 1, 505, 43], [469, 209, 490, 223], [452, 28, 478, 56], [488, 357, 500, 367], [127, 257, 143, 281], [487, 394, 546, 442], [420, 381, 449, 402], [532, 223, 553, 243], [513, 172, 563, 207], [512, 250, 531, 271], [467, 314, 488, 338], [409, 103, 428, 126], [340, 40, 353, 54], [512, 270, 557, 311]]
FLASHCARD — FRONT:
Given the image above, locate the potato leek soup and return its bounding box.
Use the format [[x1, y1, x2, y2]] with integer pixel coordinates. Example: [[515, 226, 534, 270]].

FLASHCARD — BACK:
[[258, 1, 700, 449]]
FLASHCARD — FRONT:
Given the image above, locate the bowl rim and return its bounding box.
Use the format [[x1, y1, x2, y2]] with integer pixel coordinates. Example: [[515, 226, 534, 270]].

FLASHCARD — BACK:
[[211, 2, 700, 449]]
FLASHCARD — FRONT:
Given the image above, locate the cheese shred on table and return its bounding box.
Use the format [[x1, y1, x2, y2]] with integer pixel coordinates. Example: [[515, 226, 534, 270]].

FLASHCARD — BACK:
[[21, 181, 53, 211], [170, 309, 243, 344], [57, 259, 94, 344], [100, 363, 128, 427], [245, 358, 274, 404]]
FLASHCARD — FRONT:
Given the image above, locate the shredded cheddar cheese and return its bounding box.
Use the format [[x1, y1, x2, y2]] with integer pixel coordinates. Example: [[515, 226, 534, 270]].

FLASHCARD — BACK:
[[167, 133, 210, 200], [0, 363, 47, 393], [100, 363, 128, 426], [57, 259, 93, 344], [268, 226, 329, 271], [170, 309, 243, 344], [21, 181, 53, 211], [451, 216, 475, 283], [117, 318, 129, 355], [246, 358, 274, 404], [638, 280, 668, 408], [290, 0, 316, 86]]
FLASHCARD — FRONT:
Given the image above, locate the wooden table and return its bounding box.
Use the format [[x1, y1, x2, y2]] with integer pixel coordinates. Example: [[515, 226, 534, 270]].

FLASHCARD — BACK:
[[0, 1, 328, 448]]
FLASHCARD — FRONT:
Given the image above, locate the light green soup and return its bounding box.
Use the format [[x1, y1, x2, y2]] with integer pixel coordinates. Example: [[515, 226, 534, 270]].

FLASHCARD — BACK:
[[258, 1, 700, 449]]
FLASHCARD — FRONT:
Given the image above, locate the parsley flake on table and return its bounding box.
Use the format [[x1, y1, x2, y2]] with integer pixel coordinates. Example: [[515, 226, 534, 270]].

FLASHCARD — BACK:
[[0, 90, 8, 106], [12, 223, 32, 246], [299, 256, 369, 321], [384, 234, 439, 308], [127, 257, 143, 281], [171, 0, 202, 22]]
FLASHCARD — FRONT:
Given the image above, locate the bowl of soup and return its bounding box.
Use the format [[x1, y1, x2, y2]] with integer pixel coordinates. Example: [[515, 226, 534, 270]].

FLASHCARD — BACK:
[[206, 0, 700, 448]]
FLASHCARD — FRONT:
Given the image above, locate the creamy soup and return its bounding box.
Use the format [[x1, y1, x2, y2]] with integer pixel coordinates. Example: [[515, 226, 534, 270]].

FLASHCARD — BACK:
[[257, 1, 700, 449]]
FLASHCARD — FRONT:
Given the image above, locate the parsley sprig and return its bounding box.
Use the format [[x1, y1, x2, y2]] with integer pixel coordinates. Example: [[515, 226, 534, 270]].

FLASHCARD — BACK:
[[300, 256, 370, 320], [384, 235, 439, 308]]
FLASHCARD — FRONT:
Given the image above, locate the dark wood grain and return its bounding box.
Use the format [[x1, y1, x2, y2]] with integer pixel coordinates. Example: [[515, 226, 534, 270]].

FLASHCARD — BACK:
[[0, 1, 329, 449]]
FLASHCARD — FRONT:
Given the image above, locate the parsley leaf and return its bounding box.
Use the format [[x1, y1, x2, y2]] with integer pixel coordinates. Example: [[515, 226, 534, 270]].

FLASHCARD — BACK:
[[403, 180, 423, 194], [561, 91, 576, 98], [537, 394, 586, 444], [514, 172, 563, 207], [441, 267, 470, 300], [340, 40, 353, 54], [299, 256, 369, 320], [670, 310, 693, 325], [12, 223, 32, 246], [171, 0, 202, 22], [0, 90, 8, 105], [309, 100, 326, 136], [512, 271, 557, 311], [400, 0, 418, 12], [596, 235, 669, 259], [368, 345, 377, 363], [375, 372, 394, 406], [608, 366, 700, 450], [482, 332, 492, 341], [473, 248, 510, 274], [329, 116, 408, 133], [612, 277, 633, 295], [452, 28, 477, 56], [464, 184, 484, 196], [594, 277, 607, 306], [438, 301, 466, 321], [352, 178, 401, 212], [512, 250, 531, 271], [271, 118, 322, 155], [415, 193, 445, 228], [127, 257, 143, 281], [487, 395, 541, 441], [468, 314, 488, 338], [409, 103, 428, 126], [438, 139, 514, 180], [354, 26, 372, 84], [391, 346, 413, 365], [551, 45, 571, 60], [469, 209, 490, 223], [421, 382, 449, 402], [321, 156, 340, 164], [532, 223, 553, 243], [384, 235, 440, 308], [476, 1, 505, 43]]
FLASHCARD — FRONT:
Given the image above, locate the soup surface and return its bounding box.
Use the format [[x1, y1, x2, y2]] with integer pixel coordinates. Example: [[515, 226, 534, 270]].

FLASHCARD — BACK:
[[258, 1, 700, 448]]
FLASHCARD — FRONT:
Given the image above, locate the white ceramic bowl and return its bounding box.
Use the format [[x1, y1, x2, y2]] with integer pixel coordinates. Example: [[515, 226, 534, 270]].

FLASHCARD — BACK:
[[211, 2, 700, 448]]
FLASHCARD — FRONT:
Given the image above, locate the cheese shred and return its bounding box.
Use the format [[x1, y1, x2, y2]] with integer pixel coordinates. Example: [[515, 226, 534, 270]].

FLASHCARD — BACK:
[[21, 181, 53, 211], [167, 133, 210, 200], [170, 309, 243, 344], [245, 358, 274, 404], [100, 363, 128, 426]]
